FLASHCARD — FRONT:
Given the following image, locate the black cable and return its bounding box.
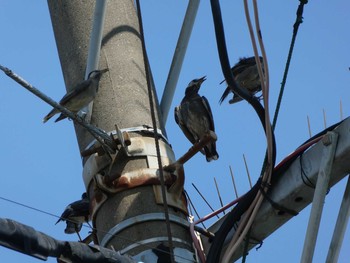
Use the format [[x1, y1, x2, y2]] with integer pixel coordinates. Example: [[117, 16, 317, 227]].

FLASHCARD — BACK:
[[273, 119, 343, 179], [299, 152, 316, 188], [272, 0, 308, 130], [207, 1, 276, 261], [135, 1, 175, 262]]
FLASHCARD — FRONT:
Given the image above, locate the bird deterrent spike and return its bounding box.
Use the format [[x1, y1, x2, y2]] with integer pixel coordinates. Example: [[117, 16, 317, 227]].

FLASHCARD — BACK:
[[323, 108, 327, 129], [307, 115, 312, 138], [229, 165, 239, 198], [214, 177, 225, 215], [243, 154, 253, 188]]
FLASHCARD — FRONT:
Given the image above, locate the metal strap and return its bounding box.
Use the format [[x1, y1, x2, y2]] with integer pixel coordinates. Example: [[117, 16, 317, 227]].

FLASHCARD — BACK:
[[84, 125, 169, 151], [120, 237, 192, 254], [100, 213, 190, 246]]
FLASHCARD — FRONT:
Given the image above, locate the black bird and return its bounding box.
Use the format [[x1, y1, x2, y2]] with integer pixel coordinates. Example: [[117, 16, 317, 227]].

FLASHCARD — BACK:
[[219, 56, 264, 104], [152, 243, 172, 263], [56, 193, 90, 240], [175, 76, 219, 162], [43, 69, 108, 123]]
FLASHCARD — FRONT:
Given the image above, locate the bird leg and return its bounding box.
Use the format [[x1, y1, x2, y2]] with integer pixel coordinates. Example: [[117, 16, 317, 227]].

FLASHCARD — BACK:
[[76, 231, 83, 242]]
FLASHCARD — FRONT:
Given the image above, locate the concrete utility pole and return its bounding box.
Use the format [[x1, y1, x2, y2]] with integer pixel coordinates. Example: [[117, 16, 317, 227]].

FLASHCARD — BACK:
[[47, 1, 194, 262]]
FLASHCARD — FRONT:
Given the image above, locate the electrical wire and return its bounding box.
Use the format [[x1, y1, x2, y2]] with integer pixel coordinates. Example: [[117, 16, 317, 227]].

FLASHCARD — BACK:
[[208, 0, 277, 260], [217, 0, 274, 261], [135, 1, 175, 262], [189, 195, 246, 263], [272, 0, 308, 130], [0, 195, 197, 263]]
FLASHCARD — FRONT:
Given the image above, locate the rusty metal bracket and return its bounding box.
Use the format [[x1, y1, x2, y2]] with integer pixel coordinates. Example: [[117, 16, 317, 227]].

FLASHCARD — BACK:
[[82, 136, 175, 189], [94, 168, 176, 194]]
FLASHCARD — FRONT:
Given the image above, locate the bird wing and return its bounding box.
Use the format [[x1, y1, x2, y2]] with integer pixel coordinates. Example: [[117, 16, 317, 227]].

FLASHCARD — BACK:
[[219, 86, 232, 104], [201, 96, 215, 132], [174, 105, 197, 145], [55, 199, 89, 224], [59, 79, 91, 105]]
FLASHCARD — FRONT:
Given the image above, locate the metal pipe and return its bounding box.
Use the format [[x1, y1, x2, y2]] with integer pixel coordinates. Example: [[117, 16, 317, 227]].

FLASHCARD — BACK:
[[81, 0, 107, 122], [326, 175, 350, 263], [300, 132, 338, 263], [160, 0, 200, 125]]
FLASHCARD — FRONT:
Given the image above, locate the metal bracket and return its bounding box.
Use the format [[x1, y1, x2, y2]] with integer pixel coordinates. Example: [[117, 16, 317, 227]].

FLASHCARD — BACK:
[[301, 131, 338, 263], [83, 125, 168, 153], [82, 136, 176, 189]]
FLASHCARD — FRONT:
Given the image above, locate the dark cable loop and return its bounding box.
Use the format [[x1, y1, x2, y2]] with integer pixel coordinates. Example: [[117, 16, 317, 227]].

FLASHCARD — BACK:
[[208, 1, 276, 262], [135, 1, 175, 262]]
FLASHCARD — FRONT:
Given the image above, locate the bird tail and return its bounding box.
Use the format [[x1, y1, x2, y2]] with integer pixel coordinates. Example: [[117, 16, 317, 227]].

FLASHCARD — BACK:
[[219, 87, 231, 104], [42, 108, 58, 123], [64, 222, 82, 234], [205, 144, 219, 162], [54, 113, 67, 123]]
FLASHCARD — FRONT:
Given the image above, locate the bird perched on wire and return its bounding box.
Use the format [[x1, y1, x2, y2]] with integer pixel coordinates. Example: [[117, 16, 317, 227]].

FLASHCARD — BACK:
[[175, 76, 219, 162], [56, 192, 90, 241], [43, 68, 109, 123], [219, 56, 264, 104]]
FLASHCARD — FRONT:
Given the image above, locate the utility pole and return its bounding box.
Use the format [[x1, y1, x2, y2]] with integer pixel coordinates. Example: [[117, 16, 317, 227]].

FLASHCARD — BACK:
[[47, 1, 194, 262]]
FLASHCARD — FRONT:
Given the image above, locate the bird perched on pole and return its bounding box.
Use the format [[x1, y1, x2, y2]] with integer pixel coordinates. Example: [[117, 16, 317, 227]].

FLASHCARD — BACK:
[[56, 193, 90, 241], [175, 76, 219, 162], [219, 56, 264, 104], [43, 68, 108, 123]]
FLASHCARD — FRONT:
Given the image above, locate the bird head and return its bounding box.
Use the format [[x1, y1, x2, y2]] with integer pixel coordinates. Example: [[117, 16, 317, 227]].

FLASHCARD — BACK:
[[185, 76, 206, 96], [81, 192, 88, 200], [87, 68, 109, 80]]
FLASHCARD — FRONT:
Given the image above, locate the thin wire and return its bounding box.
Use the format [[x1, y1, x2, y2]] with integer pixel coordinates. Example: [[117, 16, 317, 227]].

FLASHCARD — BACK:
[[0, 65, 115, 153], [135, 1, 175, 262], [192, 183, 220, 218], [0, 196, 61, 220], [222, 1, 274, 261], [184, 190, 207, 229], [272, 0, 308, 129], [189, 195, 245, 263], [0, 195, 196, 263]]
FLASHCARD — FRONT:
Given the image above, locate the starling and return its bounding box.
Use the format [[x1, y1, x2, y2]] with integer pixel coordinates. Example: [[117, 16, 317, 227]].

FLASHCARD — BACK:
[[56, 193, 90, 240], [152, 243, 172, 263], [219, 56, 264, 104], [175, 76, 219, 162], [43, 69, 108, 123]]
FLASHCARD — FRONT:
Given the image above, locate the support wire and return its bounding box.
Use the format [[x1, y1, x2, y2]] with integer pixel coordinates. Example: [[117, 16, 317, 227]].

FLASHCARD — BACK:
[[135, 1, 175, 262]]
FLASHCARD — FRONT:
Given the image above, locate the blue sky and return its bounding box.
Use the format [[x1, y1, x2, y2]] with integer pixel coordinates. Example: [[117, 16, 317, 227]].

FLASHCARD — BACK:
[[1, 1, 350, 262]]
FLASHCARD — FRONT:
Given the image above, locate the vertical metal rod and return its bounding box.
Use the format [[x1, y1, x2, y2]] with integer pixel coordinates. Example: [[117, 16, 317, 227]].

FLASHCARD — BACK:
[[307, 115, 312, 138], [243, 154, 252, 188], [214, 177, 225, 214], [81, 0, 107, 122], [300, 132, 338, 263], [160, 0, 200, 125], [326, 175, 350, 263], [340, 99, 343, 121], [323, 109, 327, 129], [229, 165, 239, 198]]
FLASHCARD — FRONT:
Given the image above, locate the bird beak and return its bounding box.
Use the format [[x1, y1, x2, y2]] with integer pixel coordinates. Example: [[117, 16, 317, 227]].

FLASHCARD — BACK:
[[99, 68, 109, 74], [199, 76, 207, 84]]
